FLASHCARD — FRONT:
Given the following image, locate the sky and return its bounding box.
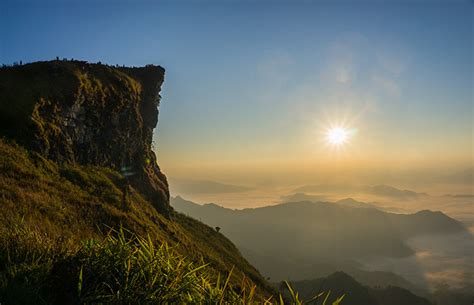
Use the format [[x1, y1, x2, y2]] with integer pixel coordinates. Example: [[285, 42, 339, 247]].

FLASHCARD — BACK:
[[1, 0, 472, 185]]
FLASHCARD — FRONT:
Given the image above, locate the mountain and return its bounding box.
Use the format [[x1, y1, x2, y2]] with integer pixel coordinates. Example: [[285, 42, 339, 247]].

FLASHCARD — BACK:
[[284, 272, 377, 305], [239, 249, 426, 296], [335, 197, 378, 209], [292, 183, 427, 199], [287, 272, 432, 305], [169, 177, 253, 195], [342, 268, 423, 295], [366, 184, 427, 199], [431, 284, 474, 305], [282, 194, 378, 209], [370, 286, 432, 305], [0, 61, 273, 302], [280, 192, 328, 203], [172, 196, 467, 282]]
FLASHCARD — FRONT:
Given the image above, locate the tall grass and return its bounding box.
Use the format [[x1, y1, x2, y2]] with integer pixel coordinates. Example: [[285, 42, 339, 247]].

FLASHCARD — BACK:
[[0, 224, 343, 305]]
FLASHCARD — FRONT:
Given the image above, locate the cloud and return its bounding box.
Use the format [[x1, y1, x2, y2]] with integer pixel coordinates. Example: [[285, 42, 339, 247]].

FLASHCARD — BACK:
[[334, 62, 353, 84], [255, 49, 294, 104], [425, 268, 473, 288], [257, 49, 293, 87], [376, 44, 409, 76], [372, 73, 401, 97], [320, 34, 361, 85]]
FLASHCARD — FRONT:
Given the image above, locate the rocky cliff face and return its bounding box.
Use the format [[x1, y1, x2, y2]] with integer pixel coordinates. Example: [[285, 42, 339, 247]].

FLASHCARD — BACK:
[[0, 60, 170, 215]]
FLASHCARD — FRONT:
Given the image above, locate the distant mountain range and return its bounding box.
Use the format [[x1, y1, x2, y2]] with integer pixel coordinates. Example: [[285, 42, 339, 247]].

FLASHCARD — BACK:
[[169, 178, 253, 195], [285, 272, 432, 305], [292, 184, 428, 199], [172, 196, 466, 284], [366, 184, 427, 199], [282, 194, 379, 209], [280, 192, 329, 203]]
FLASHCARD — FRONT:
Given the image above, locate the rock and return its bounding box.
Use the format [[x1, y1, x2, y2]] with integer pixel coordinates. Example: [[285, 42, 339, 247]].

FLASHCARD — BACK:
[[0, 60, 170, 215]]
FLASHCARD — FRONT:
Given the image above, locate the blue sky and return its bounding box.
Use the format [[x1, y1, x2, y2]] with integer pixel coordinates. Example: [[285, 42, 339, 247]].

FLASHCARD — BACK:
[[1, 1, 472, 180]]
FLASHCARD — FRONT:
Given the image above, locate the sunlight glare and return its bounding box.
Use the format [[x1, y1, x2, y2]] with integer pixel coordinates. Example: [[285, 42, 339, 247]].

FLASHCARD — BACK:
[[326, 127, 349, 146]]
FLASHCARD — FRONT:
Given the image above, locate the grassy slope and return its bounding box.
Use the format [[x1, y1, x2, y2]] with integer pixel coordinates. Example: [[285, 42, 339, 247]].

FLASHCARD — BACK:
[[0, 138, 273, 298]]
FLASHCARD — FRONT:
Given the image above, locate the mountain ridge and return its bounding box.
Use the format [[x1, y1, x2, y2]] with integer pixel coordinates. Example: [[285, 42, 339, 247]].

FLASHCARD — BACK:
[[172, 196, 467, 285], [286, 272, 432, 305], [292, 183, 428, 199]]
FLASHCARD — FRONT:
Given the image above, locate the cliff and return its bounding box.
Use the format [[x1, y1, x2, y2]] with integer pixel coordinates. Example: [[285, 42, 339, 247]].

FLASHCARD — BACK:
[[0, 61, 274, 301], [0, 60, 169, 215]]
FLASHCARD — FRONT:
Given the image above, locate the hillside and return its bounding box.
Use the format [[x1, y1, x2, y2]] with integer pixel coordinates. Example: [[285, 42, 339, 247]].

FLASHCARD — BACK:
[[172, 196, 467, 283], [0, 61, 274, 302]]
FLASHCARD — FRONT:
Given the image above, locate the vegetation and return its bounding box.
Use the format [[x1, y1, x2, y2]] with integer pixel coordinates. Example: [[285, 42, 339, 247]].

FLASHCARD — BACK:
[[0, 224, 344, 305]]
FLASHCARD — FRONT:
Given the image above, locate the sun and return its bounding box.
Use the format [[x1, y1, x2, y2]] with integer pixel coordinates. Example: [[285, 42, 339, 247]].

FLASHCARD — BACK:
[[326, 127, 349, 146]]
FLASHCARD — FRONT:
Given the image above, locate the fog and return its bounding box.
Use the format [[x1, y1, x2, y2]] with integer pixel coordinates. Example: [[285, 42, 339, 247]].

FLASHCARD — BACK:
[[170, 175, 473, 292]]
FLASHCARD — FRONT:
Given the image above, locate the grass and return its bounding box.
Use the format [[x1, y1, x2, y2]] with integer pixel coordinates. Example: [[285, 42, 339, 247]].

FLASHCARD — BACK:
[[0, 224, 344, 305]]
